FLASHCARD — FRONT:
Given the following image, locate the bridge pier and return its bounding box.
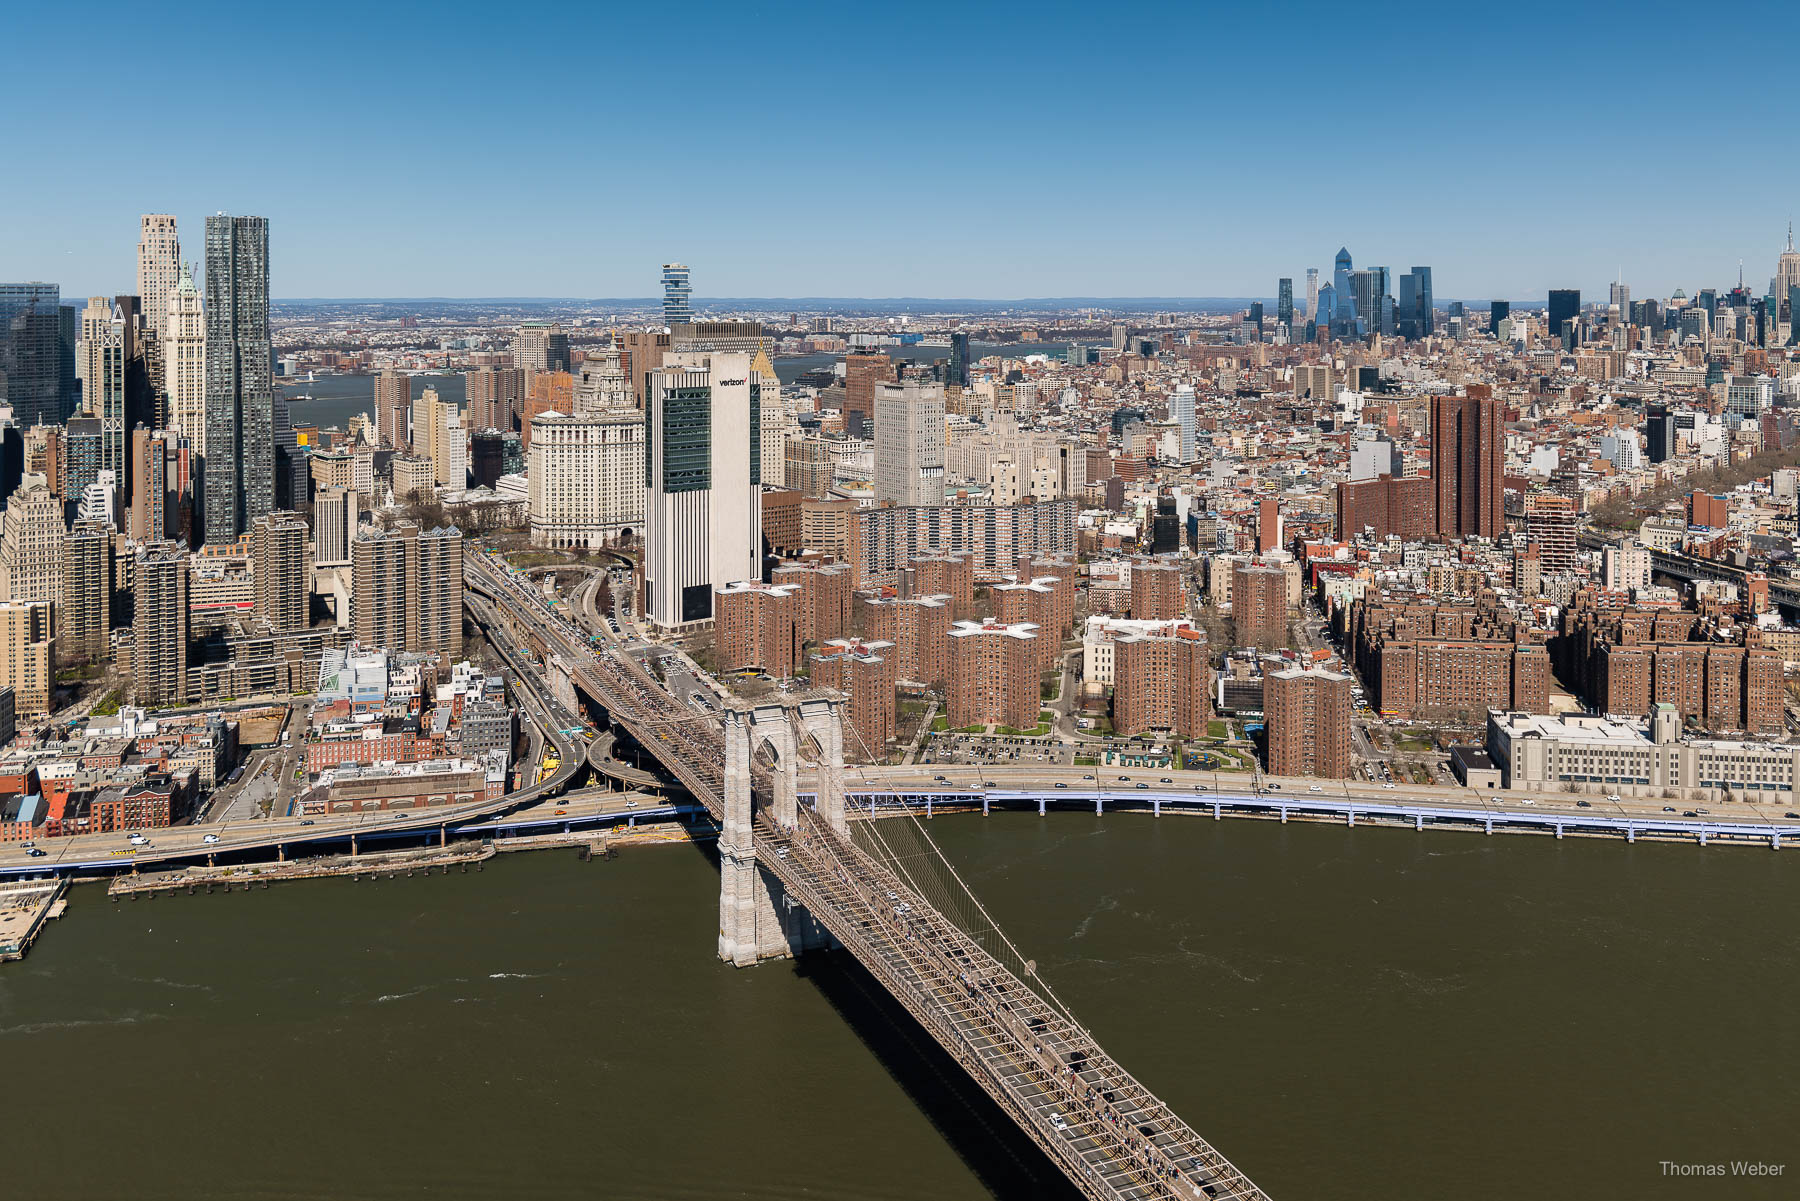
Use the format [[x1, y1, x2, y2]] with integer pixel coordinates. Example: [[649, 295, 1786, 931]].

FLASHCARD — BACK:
[[719, 696, 850, 967], [1346, 809, 1355, 827], [1773, 831, 1782, 850], [1484, 818, 1493, 835], [1094, 797, 1103, 816], [1279, 806, 1287, 823], [1698, 829, 1708, 847], [1414, 813, 1423, 832], [1555, 822, 1564, 839], [1152, 799, 1161, 817], [1037, 797, 1046, 817], [1212, 802, 1220, 820], [982, 796, 989, 816], [1627, 825, 1636, 843]]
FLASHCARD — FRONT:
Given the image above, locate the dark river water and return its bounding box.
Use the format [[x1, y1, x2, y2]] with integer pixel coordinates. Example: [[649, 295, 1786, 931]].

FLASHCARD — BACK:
[[3, 814, 1794, 1200]]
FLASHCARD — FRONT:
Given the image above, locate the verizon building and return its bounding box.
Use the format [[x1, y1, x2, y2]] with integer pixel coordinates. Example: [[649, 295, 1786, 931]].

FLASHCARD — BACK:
[[645, 351, 761, 629]]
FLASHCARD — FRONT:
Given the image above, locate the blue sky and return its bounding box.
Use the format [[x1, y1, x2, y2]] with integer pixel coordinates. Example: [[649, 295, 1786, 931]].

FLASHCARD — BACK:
[[7, 0, 1798, 301]]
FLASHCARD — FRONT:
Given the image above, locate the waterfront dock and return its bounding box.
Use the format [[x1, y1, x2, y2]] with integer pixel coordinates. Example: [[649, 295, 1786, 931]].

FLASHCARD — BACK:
[[1, 878, 70, 962], [108, 842, 497, 898]]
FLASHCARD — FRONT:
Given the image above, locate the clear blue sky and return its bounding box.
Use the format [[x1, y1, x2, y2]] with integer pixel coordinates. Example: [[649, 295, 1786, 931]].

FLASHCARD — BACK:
[[8, 0, 1798, 301]]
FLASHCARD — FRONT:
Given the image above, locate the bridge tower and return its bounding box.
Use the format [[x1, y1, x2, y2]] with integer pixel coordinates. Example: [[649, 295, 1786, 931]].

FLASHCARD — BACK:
[[718, 693, 848, 966]]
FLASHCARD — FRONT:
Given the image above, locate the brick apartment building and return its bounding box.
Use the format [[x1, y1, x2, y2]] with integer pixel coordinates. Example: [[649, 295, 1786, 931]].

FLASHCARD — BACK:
[[1335, 473, 1435, 541], [854, 591, 952, 687], [1112, 627, 1211, 738], [1266, 664, 1353, 778], [772, 558, 853, 644], [1232, 562, 1289, 645], [714, 581, 804, 678], [1555, 596, 1783, 734], [910, 553, 974, 615], [811, 639, 897, 760], [1129, 557, 1184, 621], [1346, 597, 1551, 718], [946, 620, 1040, 730]]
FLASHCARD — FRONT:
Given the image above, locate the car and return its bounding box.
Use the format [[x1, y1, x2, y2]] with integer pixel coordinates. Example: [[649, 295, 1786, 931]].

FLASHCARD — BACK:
[[202, 833, 220, 844], [299, 819, 315, 826], [1159, 777, 1172, 784], [1054, 782, 1067, 789], [554, 808, 568, 816], [1682, 811, 1698, 818], [127, 834, 148, 845], [1082, 774, 1094, 780], [1383, 782, 1396, 790], [983, 781, 995, 788], [1050, 1112, 1068, 1132], [776, 846, 789, 859], [20, 841, 34, 850], [1117, 775, 1130, 782], [1663, 806, 1677, 813], [933, 775, 947, 782], [1787, 812, 1800, 820], [1607, 794, 1621, 802], [1267, 783, 1281, 790], [1519, 799, 1535, 806], [1308, 785, 1322, 793], [26, 847, 46, 857], [1695, 808, 1711, 815], [1193, 784, 1208, 792], [626, 799, 639, 809], [1135, 782, 1148, 790], [1576, 800, 1592, 808]]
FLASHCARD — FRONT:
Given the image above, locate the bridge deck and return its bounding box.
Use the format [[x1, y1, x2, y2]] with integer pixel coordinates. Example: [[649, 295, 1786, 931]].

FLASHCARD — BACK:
[[469, 557, 1270, 1200]]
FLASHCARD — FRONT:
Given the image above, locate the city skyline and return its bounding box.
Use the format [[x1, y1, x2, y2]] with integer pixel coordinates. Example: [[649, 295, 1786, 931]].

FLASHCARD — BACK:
[[7, 0, 1799, 300]]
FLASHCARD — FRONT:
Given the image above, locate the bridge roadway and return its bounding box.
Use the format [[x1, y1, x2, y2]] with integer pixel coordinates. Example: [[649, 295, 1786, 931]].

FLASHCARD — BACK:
[[467, 551, 1271, 1201], [823, 765, 1800, 848]]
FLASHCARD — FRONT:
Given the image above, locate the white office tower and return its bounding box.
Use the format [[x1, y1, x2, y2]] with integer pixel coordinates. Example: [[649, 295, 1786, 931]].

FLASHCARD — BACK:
[[527, 408, 645, 550], [164, 263, 206, 454], [313, 486, 360, 567], [752, 348, 790, 490], [873, 378, 945, 507], [1171, 384, 1197, 464], [80, 469, 118, 526], [137, 215, 180, 340], [645, 351, 760, 629]]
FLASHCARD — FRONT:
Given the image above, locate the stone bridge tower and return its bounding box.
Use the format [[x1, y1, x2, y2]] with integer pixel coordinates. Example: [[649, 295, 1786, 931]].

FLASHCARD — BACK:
[[718, 693, 848, 967]]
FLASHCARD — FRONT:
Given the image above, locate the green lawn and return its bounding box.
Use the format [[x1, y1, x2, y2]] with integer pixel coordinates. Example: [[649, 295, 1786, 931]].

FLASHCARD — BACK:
[[90, 688, 123, 717], [1206, 719, 1230, 739]]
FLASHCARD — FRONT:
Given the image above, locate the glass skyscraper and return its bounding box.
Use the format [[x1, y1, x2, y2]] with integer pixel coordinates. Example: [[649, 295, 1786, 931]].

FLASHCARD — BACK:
[[661, 262, 692, 325], [1276, 278, 1294, 329], [948, 331, 971, 387], [203, 214, 273, 546], [0, 283, 69, 426], [1399, 267, 1433, 339]]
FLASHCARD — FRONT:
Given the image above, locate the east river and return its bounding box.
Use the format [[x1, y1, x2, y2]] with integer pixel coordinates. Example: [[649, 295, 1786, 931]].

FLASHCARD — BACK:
[[3, 814, 1794, 1200]]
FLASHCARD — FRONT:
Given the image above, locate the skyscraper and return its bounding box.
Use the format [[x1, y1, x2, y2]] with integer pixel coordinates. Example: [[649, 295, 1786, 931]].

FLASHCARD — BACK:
[[1547, 289, 1581, 342], [164, 263, 206, 454], [373, 368, 412, 449], [133, 544, 189, 707], [843, 352, 891, 438], [947, 331, 971, 388], [1777, 225, 1800, 305], [662, 263, 692, 325], [1, 283, 67, 427], [1490, 300, 1510, 337], [1170, 385, 1196, 464], [1332, 247, 1353, 332], [60, 521, 114, 666], [1431, 388, 1503, 540], [78, 297, 127, 479], [644, 352, 760, 629], [1304, 267, 1319, 321], [1399, 267, 1433, 339], [203, 213, 273, 545], [1276, 278, 1294, 330], [873, 379, 945, 507], [252, 510, 312, 633], [137, 215, 180, 341]]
